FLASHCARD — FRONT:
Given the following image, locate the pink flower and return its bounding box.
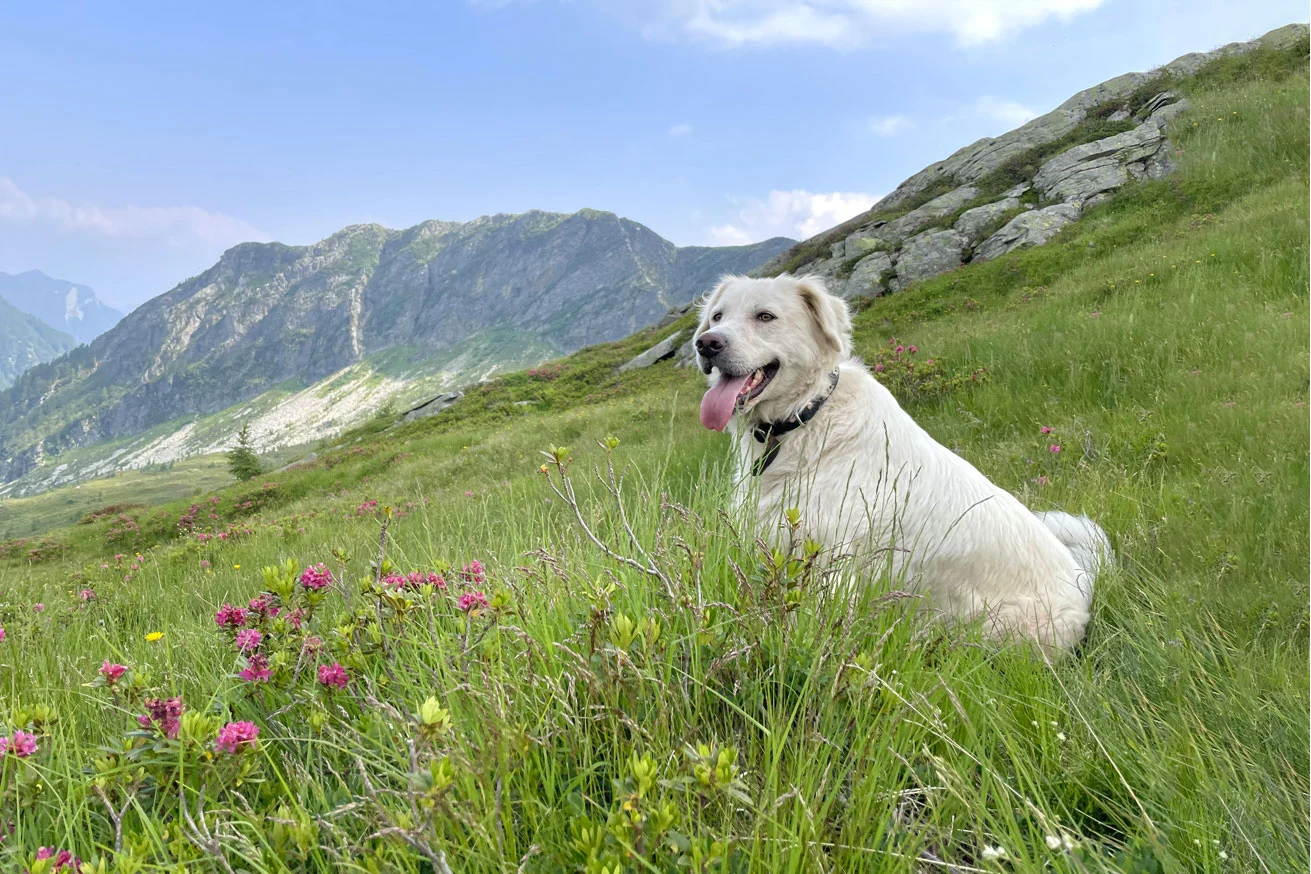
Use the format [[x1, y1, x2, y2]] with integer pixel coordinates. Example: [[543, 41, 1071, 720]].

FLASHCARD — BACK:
[[284, 608, 306, 630], [137, 697, 183, 739], [459, 560, 486, 585], [215, 720, 260, 753], [874, 363, 885, 372], [248, 594, 275, 615], [318, 662, 349, 689], [382, 572, 407, 590], [907, 345, 917, 354], [34, 848, 80, 872], [895, 345, 904, 354], [239, 653, 272, 683], [215, 604, 249, 629], [1041, 426, 1053, 434], [2, 729, 38, 757], [200, 559, 211, 569], [79, 589, 96, 602], [235, 628, 263, 652], [99, 661, 128, 684], [0, 625, 5, 643], [300, 564, 332, 591], [1049, 444, 1062, 453], [426, 572, 447, 590], [33, 603, 45, 613], [925, 358, 934, 365], [464, 490, 475, 498], [458, 591, 490, 613]]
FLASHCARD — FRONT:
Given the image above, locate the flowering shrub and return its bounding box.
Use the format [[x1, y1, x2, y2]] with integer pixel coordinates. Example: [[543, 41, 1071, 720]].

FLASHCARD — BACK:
[[865, 337, 989, 402]]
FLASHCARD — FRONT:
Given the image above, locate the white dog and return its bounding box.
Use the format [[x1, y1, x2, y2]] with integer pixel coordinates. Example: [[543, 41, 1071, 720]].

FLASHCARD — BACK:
[[693, 274, 1110, 650]]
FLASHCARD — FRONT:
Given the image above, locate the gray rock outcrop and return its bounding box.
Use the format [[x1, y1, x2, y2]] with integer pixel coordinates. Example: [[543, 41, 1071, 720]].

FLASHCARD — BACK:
[[896, 230, 969, 284], [619, 330, 686, 371], [954, 197, 1022, 243], [975, 204, 1082, 261]]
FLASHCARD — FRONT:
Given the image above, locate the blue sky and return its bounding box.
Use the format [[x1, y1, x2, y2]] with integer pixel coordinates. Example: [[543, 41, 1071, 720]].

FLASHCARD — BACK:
[[1, 0, 1304, 311]]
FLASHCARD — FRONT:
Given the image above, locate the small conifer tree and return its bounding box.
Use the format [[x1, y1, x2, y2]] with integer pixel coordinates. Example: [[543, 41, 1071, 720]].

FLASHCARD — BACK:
[[227, 423, 262, 481]]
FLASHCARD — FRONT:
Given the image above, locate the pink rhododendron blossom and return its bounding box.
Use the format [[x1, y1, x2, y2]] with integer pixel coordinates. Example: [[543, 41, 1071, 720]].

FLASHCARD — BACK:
[[460, 560, 486, 584], [138, 697, 184, 739], [907, 345, 917, 354], [235, 628, 263, 652], [35, 848, 81, 872], [284, 608, 306, 630], [33, 603, 45, 613], [458, 591, 490, 613], [100, 661, 127, 684], [1049, 444, 1062, 454], [215, 720, 260, 753], [300, 564, 332, 590], [1, 729, 38, 757], [215, 604, 248, 629], [318, 662, 349, 688], [1041, 426, 1053, 434], [239, 653, 272, 683]]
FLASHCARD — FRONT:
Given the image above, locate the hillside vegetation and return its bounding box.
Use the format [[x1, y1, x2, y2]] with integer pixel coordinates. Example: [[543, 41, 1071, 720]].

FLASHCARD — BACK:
[[0, 40, 1306, 874]]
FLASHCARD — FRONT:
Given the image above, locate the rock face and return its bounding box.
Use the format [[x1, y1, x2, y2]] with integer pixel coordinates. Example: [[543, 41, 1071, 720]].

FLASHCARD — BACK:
[[0, 211, 792, 483], [404, 392, 464, 422], [954, 197, 1022, 243], [744, 24, 1306, 317], [975, 204, 1082, 262], [619, 330, 686, 372], [0, 296, 75, 389], [896, 230, 969, 284], [1032, 119, 1171, 205], [0, 270, 123, 345]]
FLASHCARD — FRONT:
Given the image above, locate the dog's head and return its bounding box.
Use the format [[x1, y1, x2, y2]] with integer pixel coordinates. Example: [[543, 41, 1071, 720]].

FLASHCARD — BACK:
[[693, 274, 851, 432]]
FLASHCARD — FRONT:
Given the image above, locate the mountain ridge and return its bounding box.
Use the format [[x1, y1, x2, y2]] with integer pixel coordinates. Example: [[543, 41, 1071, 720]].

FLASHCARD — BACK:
[[0, 209, 791, 484], [0, 269, 123, 345]]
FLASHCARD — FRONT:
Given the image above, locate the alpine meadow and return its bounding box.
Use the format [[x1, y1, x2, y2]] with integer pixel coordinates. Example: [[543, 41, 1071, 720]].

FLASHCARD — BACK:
[[0, 31, 1307, 874]]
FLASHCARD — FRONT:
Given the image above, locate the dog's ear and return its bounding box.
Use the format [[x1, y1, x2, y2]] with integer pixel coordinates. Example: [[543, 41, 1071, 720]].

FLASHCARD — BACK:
[[794, 275, 852, 358]]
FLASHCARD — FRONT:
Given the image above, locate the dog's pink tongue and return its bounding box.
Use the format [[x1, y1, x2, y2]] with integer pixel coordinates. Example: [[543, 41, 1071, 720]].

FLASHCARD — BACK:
[[700, 373, 751, 432]]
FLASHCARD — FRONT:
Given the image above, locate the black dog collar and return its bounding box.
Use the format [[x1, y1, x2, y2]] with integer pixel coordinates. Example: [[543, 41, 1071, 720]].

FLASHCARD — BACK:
[[750, 369, 840, 476]]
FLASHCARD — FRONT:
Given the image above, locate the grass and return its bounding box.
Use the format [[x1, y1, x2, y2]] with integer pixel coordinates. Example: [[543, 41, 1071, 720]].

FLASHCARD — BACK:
[[0, 456, 235, 541], [0, 45, 1306, 874]]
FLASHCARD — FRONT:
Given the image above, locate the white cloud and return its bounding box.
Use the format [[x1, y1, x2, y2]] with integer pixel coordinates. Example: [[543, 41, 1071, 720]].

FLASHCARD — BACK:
[[869, 114, 915, 137], [609, 0, 1106, 49], [709, 189, 879, 245], [940, 95, 1041, 131], [970, 95, 1040, 126], [0, 177, 269, 248], [669, 122, 694, 137]]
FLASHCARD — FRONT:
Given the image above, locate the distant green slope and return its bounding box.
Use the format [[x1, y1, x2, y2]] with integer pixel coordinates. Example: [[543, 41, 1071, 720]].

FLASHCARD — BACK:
[[0, 295, 74, 388]]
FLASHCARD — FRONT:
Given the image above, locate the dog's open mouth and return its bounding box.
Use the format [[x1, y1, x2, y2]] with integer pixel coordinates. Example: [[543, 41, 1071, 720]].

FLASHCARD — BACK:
[[699, 361, 779, 432]]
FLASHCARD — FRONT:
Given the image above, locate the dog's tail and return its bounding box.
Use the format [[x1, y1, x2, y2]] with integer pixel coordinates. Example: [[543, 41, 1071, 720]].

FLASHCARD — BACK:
[[1035, 511, 1113, 583]]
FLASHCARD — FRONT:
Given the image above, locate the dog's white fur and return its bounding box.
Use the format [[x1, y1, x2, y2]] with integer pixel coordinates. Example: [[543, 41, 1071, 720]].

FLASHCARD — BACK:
[[693, 274, 1110, 650]]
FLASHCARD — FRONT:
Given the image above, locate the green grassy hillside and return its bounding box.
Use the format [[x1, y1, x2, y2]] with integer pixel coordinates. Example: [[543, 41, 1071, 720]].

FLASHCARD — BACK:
[[0, 41, 1305, 873]]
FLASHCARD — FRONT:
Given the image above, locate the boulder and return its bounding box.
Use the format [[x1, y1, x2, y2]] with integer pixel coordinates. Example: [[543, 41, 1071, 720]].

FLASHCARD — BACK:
[[403, 391, 463, 423], [673, 336, 698, 369], [975, 204, 1081, 261], [878, 186, 979, 245], [842, 252, 894, 299], [840, 234, 887, 261], [895, 230, 968, 285], [1032, 121, 1166, 205], [954, 197, 1021, 243], [618, 330, 687, 372]]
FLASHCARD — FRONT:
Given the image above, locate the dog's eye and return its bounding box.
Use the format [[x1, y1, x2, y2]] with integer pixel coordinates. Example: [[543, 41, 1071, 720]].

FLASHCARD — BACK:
[[757, 312, 775, 322], [711, 312, 722, 323]]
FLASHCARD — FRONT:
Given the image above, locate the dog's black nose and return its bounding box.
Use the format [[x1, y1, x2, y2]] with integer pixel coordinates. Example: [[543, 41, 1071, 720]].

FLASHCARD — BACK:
[[695, 332, 727, 358]]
